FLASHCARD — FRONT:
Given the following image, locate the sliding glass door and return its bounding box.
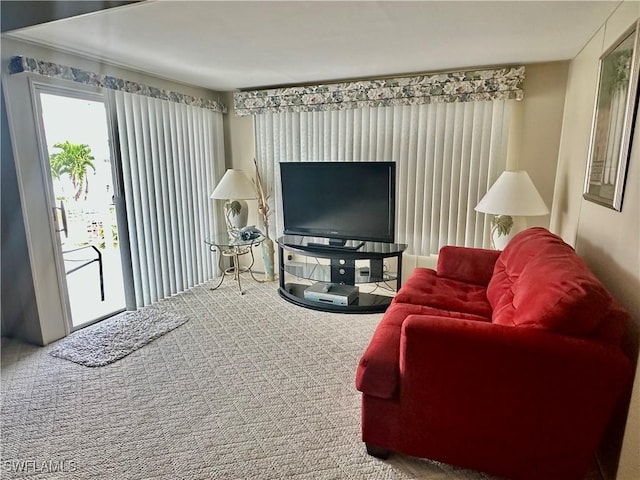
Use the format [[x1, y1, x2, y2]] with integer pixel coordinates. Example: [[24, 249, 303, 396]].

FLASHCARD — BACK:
[[33, 85, 127, 330], [5, 70, 224, 342]]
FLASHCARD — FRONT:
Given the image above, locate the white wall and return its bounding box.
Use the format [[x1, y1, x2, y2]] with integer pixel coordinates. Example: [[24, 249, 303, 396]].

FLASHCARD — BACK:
[[221, 91, 268, 273], [551, 2, 640, 478], [510, 62, 569, 228]]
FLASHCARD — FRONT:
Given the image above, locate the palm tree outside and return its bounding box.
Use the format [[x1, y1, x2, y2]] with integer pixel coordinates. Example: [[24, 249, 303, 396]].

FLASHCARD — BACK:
[[49, 141, 96, 201]]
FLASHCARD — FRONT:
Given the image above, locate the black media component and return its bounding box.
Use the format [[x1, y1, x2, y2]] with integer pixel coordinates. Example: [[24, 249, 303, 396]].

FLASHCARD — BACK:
[[369, 258, 384, 280], [330, 257, 355, 285], [280, 161, 396, 244]]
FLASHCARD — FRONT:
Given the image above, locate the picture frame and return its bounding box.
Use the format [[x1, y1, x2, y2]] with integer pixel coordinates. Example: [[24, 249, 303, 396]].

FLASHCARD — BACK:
[[584, 20, 640, 211]]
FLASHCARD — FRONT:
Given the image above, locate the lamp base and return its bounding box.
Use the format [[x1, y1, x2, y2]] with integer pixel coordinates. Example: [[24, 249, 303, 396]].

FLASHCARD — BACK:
[[224, 199, 249, 237], [491, 215, 527, 250]]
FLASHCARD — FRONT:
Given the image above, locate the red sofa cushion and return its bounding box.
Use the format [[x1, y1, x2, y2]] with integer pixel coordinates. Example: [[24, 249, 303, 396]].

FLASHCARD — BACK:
[[437, 246, 501, 286], [394, 268, 492, 319], [488, 228, 626, 344]]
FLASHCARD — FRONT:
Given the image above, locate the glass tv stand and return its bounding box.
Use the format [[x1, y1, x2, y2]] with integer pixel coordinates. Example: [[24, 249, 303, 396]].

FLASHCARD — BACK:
[[276, 235, 407, 313]]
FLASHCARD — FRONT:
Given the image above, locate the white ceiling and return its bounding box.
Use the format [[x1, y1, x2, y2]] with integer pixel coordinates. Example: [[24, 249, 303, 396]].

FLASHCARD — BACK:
[[5, 0, 619, 91]]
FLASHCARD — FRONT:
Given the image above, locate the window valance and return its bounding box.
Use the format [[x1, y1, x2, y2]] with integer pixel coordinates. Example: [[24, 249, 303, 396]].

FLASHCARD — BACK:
[[8, 56, 227, 113], [234, 66, 524, 116]]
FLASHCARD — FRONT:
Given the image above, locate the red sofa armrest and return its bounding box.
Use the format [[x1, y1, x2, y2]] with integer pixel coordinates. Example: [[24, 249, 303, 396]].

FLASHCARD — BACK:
[[398, 315, 632, 479], [356, 324, 401, 399], [436, 246, 500, 286]]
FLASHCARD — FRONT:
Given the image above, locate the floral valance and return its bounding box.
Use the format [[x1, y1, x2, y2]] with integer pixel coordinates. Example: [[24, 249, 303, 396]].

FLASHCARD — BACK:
[[8, 56, 227, 114], [234, 66, 525, 116]]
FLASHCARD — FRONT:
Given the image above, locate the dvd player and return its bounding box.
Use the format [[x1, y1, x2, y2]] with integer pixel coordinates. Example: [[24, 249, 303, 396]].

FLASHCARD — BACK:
[[303, 282, 359, 306]]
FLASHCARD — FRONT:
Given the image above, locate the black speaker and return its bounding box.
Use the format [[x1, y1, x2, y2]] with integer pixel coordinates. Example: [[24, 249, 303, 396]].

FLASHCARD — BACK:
[[370, 259, 384, 280]]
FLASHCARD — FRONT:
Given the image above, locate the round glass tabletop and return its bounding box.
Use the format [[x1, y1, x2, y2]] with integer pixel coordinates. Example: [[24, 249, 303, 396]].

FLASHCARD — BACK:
[[204, 232, 264, 248]]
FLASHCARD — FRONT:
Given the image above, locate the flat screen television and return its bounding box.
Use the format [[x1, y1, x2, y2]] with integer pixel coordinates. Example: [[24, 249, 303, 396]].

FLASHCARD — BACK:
[[279, 161, 396, 244]]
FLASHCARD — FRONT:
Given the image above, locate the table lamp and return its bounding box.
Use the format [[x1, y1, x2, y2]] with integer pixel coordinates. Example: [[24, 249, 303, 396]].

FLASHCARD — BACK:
[[475, 170, 549, 249], [210, 169, 257, 237]]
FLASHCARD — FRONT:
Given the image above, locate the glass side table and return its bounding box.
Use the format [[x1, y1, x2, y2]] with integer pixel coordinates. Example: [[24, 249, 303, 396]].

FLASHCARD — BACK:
[[204, 232, 264, 295]]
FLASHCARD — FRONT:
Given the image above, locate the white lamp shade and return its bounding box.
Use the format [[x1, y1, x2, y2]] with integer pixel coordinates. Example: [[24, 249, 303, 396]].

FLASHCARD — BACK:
[[475, 170, 549, 216], [210, 169, 256, 200]]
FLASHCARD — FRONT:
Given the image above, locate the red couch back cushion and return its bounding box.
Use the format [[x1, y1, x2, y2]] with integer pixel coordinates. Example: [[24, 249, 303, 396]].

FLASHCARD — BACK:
[[487, 228, 626, 344]]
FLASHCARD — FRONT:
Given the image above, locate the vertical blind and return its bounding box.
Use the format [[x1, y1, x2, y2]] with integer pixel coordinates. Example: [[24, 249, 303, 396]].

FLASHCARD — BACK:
[[113, 91, 224, 307], [255, 100, 512, 255]]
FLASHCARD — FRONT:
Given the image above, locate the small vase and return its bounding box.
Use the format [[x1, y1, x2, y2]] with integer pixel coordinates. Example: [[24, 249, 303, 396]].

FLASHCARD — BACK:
[[261, 236, 276, 281]]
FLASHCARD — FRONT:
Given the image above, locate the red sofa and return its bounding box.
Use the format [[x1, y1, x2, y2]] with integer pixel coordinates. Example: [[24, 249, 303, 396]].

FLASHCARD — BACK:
[[356, 228, 632, 480]]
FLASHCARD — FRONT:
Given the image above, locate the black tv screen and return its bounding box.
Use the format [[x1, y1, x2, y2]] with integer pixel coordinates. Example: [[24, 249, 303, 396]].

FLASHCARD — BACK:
[[280, 161, 396, 243]]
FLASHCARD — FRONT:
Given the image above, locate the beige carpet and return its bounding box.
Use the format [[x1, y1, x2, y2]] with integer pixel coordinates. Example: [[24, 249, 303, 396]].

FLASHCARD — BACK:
[[1, 280, 601, 479]]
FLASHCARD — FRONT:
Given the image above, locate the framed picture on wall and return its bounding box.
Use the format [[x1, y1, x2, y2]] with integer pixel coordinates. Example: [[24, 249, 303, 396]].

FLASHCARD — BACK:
[[584, 20, 640, 211]]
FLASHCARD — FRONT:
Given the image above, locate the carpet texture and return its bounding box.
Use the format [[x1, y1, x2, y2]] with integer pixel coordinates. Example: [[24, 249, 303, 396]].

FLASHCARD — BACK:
[[1, 281, 602, 480], [48, 307, 189, 367]]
